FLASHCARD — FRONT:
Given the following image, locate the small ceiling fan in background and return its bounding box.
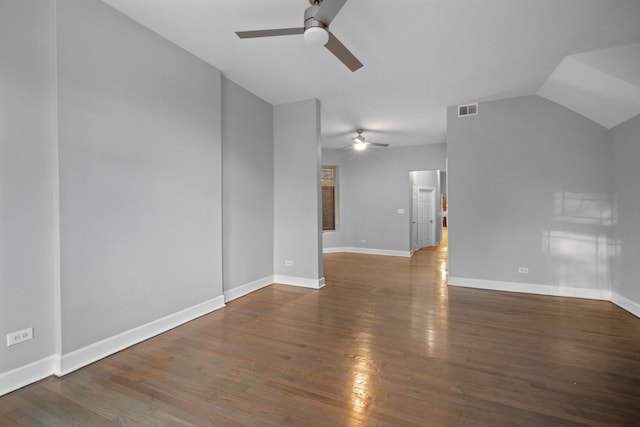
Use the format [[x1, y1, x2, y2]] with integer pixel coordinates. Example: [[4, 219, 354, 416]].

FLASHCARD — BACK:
[[235, 0, 363, 72], [347, 129, 389, 151]]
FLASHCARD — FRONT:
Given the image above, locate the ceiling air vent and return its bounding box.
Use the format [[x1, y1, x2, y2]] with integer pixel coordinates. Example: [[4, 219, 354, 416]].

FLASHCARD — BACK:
[[458, 103, 478, 117]]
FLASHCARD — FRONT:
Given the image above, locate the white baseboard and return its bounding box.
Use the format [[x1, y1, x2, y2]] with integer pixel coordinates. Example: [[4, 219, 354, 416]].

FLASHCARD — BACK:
[[57, 295, 226, 376], [224, 276, 274, 303], [274, 275, 325, 289], [448, 277, 612, 301], [611, 292, 640, 318], [318, 277, 326, 288], [1, 296, 227, 395], [348, 248, 411, 257], [322, 247, 349, 254], [449, 276, 640, 318], [0, 355, 58, 397], [323, 247, 411, 258]]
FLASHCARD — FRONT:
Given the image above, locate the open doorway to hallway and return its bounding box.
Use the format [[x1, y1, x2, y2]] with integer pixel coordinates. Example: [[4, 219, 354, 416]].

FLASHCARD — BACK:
[[410, 170, 447, 254]]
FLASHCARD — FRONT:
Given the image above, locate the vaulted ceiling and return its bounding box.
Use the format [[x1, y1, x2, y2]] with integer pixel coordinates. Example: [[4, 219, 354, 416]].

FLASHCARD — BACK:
[[538, 43, 640, 129], [101, 0, 640, 148]]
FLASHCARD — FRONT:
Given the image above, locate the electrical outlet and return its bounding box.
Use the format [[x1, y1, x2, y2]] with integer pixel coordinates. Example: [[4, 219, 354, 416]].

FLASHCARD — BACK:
[[518, 267, 529, 274], [7, 327, 33, 347], [361, 240, 366, 244], [285, 260, 293, 267]]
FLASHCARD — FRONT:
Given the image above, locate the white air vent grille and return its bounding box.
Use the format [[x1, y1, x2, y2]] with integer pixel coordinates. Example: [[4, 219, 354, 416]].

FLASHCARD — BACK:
[[458, 103, 478, 117]]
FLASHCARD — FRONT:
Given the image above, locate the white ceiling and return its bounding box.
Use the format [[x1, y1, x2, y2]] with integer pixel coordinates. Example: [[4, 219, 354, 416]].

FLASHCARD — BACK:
[[538, 44, 640, 129], [101, 0, 640, 148]]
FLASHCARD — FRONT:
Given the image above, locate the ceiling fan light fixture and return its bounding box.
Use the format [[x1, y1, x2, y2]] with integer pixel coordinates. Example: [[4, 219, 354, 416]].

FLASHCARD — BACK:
[[347, 129, 388, 150], [354, 141, 367, 151], [236, 0, 362, 71], [304, 26, 329, 45]]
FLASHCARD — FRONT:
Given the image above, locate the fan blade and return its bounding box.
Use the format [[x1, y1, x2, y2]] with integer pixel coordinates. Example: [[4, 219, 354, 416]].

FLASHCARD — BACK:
[[315, 0, 347, 26], [369, 142, 389, 147], [325, 31, 363, 71], [236, 28, 304, 38]]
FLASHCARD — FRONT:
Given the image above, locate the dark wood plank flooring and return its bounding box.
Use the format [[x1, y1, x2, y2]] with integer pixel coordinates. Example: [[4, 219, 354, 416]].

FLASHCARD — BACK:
[[1, 231, 639, 426]]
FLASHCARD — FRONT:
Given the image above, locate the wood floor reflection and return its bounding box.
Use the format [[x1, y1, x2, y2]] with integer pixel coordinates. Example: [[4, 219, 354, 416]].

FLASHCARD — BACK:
[[2, 230, 640, 426]]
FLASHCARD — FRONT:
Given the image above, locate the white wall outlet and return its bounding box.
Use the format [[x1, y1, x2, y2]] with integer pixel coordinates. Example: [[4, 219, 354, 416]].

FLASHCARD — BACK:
[[285, 260, 293, 267], [7, 327, 33, 347], [361, 240, 366, 244], [397, 209, 405, 214], [518, 267, 529, 274]]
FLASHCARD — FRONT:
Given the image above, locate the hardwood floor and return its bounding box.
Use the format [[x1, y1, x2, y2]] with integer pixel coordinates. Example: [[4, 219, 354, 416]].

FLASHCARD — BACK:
[[2, 232, 639, 426]]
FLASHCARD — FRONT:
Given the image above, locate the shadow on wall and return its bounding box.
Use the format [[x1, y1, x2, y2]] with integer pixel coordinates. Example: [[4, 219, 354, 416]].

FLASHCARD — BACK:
[[543, 191, 614, 290]]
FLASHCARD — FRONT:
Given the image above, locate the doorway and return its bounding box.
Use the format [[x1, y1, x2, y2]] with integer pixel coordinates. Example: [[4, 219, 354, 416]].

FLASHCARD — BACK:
[[410, 170, 445, 254]]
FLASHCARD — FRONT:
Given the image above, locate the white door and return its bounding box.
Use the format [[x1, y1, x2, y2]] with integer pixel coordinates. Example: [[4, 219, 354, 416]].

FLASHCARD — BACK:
[[417, 188, 434, 248]]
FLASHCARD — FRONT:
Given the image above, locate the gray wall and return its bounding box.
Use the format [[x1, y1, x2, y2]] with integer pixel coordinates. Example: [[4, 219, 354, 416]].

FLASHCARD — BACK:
[[322, 144, 446, 253], [222, 78, 274, 291], [611, 114, 640, 305], [447, 95, 612, 291], [0, 0, 58, 373], [1, 0, 327, 390], [274, 100, 323, 282], [57, 0, 223, 352]]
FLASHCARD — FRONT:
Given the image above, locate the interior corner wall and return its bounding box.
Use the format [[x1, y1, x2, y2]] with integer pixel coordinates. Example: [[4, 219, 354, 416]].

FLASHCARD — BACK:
[[221, 77, 274, 294], [57, 0, 223, 354], [447, 95, 613, 296], [274, 99, 323, 285], [611, 114, 640, 314], [322, 144, 446, 254], [0, 0, 58, 375]]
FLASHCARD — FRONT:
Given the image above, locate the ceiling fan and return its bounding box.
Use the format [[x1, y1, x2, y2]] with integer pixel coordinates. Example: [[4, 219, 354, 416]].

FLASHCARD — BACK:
[[235, 0, 363, 72], [348, 129, 389, 151]]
